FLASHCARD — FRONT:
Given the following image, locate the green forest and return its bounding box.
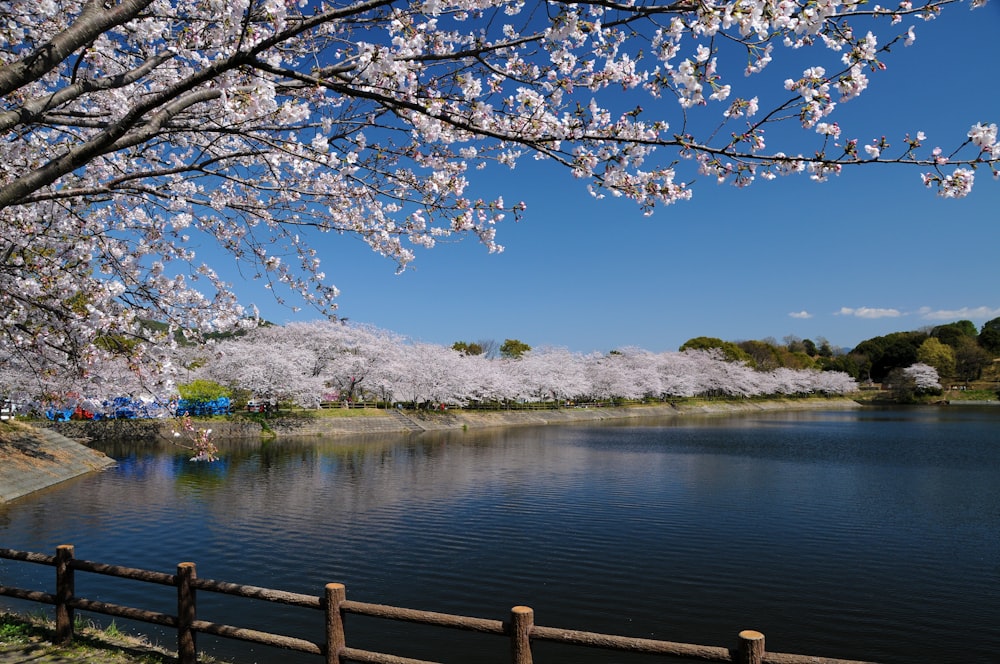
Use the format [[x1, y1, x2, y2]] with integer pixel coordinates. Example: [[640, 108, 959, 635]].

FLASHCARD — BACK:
[[681, 316, 1000, 397]]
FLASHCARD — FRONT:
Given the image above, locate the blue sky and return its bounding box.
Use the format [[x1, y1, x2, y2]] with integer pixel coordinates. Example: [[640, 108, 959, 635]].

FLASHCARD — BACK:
[[239, 3, 999, 355]]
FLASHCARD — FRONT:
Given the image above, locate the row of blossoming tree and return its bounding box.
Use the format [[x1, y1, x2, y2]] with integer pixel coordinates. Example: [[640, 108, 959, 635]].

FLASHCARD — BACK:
[[180, 321, 860, 408], [1, 0, 997, 386], [1, 321, 860, 414]]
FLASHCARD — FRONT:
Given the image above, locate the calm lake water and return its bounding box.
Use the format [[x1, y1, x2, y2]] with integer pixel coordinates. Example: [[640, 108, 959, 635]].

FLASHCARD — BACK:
[[2, 406, 999, 664]]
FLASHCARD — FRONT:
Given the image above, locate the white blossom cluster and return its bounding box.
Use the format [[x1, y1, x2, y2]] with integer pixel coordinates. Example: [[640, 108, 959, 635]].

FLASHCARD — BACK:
[[1, 0, 995, 378], [902, 362, 942, 393], [174, 321, 857, 407]]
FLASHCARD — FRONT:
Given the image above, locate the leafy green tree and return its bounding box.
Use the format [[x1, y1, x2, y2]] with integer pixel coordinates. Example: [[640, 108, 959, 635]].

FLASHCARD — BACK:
[[500, 339, 532, 359], [819, 352, 871, 381], [953, 336, 991, 383], [916, 338, 956, 378], [178, 379, 231, 402], [734, 338, 817, 370], [979, 317, 1000, 356], [781, 351, 818, 370], [882, 367, 914, 402], [737, 340, 781, 370], [452, 341, 484, 356], [852, 331, 928, 383], [931, 320, 977, 350], [802, 339, 818, 357], [680, 337, 751, 364]]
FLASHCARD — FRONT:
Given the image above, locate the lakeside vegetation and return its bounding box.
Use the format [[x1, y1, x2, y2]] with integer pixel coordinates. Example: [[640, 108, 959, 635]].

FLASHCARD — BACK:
[[676, 317, 1000, 405], [0, 612, 230, 664]]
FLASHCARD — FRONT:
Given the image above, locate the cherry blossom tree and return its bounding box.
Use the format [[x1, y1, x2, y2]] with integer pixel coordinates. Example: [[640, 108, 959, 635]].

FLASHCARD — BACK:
[[270, 321, 404, 403], [2, 0, 997, 379], [202, 330, 325, 406], [809, 368, 860, 395], [766, 367, 816, 395], [654, 351, 705, 398], [392, 341, 468, 406], [588, 349, 660, 401], [459, 353, 521, 405], [902, 362, 942, 393], [1, 339, 175, 416], [518, 347, 593, 403]]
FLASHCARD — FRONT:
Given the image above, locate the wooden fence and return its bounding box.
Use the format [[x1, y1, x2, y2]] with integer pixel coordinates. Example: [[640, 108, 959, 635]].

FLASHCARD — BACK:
[[0, 545, 880, 664]]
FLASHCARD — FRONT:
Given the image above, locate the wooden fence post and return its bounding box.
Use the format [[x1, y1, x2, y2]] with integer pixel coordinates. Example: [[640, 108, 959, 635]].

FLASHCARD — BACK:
[[177, 562, 198, 664], [54, 544, 75, 644], [509, 605, 534, 664], [325, 583, 347, 664], [737, 630, 765, 664]]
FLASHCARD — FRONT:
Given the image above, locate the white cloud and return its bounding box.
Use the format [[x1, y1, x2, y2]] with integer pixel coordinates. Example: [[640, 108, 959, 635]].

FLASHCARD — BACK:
[[836, 306, 903, 319], [788, 311, 813, 319], [917, 306, 1000, 321]]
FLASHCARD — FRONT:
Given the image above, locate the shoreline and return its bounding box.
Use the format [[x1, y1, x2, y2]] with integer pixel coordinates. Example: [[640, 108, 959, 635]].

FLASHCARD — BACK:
[[0, 397, 857, 503], [37, 396, 865, 442], [391, 396, 864, 432]]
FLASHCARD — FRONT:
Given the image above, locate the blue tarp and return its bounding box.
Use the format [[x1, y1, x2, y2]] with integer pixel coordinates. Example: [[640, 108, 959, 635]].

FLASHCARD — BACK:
[[175, 397, 230, 416], [43, 396, 226, 420], [95, 396, 172, 420], [44, 407, 75, 421]]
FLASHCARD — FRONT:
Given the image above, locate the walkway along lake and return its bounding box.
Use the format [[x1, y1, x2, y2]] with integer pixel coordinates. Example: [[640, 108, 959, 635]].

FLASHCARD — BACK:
[[2, 405, 999, 663]]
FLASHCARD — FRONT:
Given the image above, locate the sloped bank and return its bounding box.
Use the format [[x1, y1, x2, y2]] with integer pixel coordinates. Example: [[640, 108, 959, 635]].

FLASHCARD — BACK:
[[0, 422, 115, 503]]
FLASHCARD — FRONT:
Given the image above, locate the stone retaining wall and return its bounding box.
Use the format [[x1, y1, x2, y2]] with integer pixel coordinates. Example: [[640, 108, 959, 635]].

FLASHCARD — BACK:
[[268, 412, 415, 437], [400, 398, 861, 431], [39, 418, 262, 442]]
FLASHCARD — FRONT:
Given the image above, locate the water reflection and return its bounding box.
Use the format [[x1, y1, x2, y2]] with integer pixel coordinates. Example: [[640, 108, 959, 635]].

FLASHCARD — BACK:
[[2, 407, 999, 664]]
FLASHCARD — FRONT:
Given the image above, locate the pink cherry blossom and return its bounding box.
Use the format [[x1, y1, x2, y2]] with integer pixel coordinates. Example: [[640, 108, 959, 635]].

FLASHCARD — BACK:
[[968, 122, 998, 151]]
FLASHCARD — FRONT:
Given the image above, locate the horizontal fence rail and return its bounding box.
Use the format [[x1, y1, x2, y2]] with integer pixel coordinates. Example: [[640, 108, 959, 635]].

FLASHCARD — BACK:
[[0, 545, 882, 664]]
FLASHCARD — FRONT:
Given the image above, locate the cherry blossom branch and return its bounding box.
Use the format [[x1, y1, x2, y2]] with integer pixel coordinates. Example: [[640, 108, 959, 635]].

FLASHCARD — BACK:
[[0, 0, 995, 379], [171, 414, 219, 462], [0, 50, 176, 134], [0, 0, 156, 97]]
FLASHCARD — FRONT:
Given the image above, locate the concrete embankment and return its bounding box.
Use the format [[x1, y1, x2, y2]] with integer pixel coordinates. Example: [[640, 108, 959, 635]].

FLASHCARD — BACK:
[[39, 418, 262, 442], [392, 397, 862, 432], [272, 396, 861, 434], [0, 422, 115, 503]]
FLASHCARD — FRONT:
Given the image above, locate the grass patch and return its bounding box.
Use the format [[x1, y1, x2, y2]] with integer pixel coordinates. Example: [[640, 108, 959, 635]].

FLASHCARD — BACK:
[[0, 612, 37, 643], [0, 612, 232, 663], [234, 406, 390, 420], [945, 389, 999, 401]]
